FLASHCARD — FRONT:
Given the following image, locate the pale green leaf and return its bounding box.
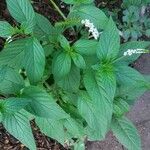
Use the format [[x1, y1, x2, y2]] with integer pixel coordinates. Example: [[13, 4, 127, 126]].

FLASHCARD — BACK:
[[111, 117, 141, 150], [74, 141, 85, 150]]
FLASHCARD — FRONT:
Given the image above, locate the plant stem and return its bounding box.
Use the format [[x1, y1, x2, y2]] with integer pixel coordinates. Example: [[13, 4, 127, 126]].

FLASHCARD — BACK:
[[49, 0, 67, 20]]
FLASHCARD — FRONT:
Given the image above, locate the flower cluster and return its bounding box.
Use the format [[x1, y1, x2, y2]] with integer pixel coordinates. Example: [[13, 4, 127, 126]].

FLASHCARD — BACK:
[[81, 19, 99, 40], [6, 36, 13, 43], [123, 49, 148, 56]]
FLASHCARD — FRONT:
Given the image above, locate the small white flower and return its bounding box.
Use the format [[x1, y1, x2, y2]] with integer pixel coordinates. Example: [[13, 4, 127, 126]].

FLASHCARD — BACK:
[[81, 19, 100, 40], [123, 49, 148, 56], [6, 36, 13, 43]]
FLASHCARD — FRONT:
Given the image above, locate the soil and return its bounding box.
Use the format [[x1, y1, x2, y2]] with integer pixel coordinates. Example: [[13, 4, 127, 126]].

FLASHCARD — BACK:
[[0, 0, 150, 150]]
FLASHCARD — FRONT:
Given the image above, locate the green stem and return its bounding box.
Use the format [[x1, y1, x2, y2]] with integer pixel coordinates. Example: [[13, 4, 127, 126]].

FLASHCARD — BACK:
[[49, 0, 67, 20]]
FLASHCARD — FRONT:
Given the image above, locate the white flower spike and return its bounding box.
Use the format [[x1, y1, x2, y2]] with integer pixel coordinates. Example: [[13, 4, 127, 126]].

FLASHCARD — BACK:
[[123, 49, 148, 56], [81, 19, 99, 40]]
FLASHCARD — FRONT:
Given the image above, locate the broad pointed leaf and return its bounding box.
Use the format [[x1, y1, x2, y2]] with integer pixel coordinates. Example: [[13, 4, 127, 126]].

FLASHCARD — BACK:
[[52, 52, 71, 78], [24, 37, 45, 84], [111, 117, 141, 150], [0, 21, 14, 38], [0, 66, 24, 95], [69, 5, 108, 29], [97, 17, 120, 61], [6, 0, 35, 23], [22, 86, 68, 119], [84, 66, 116, 137], [73, 39, 98, 56], [3, 111, 36, 150]]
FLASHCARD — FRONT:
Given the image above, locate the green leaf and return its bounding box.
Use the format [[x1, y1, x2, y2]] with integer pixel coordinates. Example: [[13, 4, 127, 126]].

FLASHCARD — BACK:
[[115, 65, 146, 87], [57, 64, 80, 92], [71, 52, 86, 69], [58, 35, 70, 51], [97, 17, 120, 62], [3, 111, 36, 150], [0, 38, 27, 69], [33, 13, 54, 40], [52, 52, 71, 78], [73, 39, 98, 56], [63, 117, 84, 138], [6, 0, 35, 23], [0, 21, 14, 38], [78, 91, 104, 140], [119, 41, 150, 64], [24, 37, 45, 84], [63, 0, 93, 4], [36, 117, 66, 145], [0, 66, 24, 95], [0, 98, 30, 114], [115, 65, 149, 104], [113, 98, 130, 117], [83, 66, 116, 137], [111, 117, 141, 150], [69, 5, 108, 29], [74, 141, 85, 150], [21, 20, 35, 34], [22, 86, 68, 119]]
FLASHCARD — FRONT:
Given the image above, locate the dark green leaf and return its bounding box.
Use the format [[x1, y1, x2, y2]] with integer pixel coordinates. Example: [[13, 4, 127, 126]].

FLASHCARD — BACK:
[[24, 37, 45, 84], [52, 52, 71, 78], [58, 35, 70, 51], [97, 17, 120, 61], [0, 66, 24, 95], [22, 86, 68, 119], [84, 66, 116, 137], [3, 111, 36, 150], [78, 91, 104, 140], [73, 39, 98, 56], [6, 0, 35, 23], [71, 52, 86, 69], [33, 13, 54, 40], [69, 5, 108, 29], [0, 38, 27, 69], [0, 98, 30, 114], [57, 64, 80, 92]]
